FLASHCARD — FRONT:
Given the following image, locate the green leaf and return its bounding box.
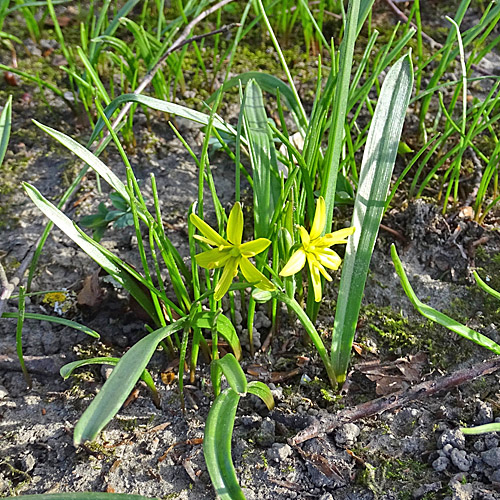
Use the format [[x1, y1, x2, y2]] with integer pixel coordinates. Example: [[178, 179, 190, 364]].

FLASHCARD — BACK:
[[193, 312, 242, 360], [89, 94, 237, 146], [73, 319, 186, 445], [331, 54, 414, 383], [461, 423, 500, 435], [473, 271, 500, 301], [391, 244, 500, 356], [0, 95, 12, 168], [215, 354, 247, 395], [2, 312, 100, 339], [248, 381, 275, 410], [203, 388, 245, 500], [207, 72, 307, 130], [243, 80, 280, 239], [24, 183, 161, 326]]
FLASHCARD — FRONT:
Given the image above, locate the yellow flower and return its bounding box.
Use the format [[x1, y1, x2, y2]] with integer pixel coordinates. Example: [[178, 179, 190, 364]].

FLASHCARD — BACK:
[[190, 203, 275, 301], [279, 197, 355, 302]]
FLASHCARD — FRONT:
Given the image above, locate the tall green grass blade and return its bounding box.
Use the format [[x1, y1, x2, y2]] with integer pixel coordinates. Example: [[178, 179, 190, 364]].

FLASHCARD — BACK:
[[24, 183, 161, 325], [74, 319, 187, 445], [321, 0, 361, 231], [243, 79, 280, 239], [207, 72, 307, 130], [215, 353, 247, 395], [331, 54, 414, 383], [247, 381, 274, 410], [461, 423, 500, 435], [2, 312, 100, 338], [15, 286, 31, 389], [391, 244, 500, 355], [0, 95, 12, 167]]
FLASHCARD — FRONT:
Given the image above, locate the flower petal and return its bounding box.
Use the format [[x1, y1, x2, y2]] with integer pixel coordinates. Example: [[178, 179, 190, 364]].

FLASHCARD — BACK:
[[299, 226, 310, 247], [240, 238, 271, 258], [190, 213, 228, 247], [320, 226, 356, 246], [214, 257, 239, 301], [310, 196, 326, 240], [195, 248, 231, 269], [240, 258, 275, 291], [317, 249, 342, 270], [227, 202, 244, 246], [307, 255, 323, 302], [279, 248, 306, 276]]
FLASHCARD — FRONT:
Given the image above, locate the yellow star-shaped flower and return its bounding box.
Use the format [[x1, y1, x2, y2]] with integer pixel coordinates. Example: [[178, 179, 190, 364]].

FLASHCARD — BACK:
[[279, 197, 355, 302], [190, 203, 275, 301]]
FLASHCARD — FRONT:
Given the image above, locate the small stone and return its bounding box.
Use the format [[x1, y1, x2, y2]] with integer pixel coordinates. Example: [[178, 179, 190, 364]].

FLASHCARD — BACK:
[[489, 469, 500, 483], [484, 435, 499, 449], [335, 423, 360, 447], [0, 385, 8, 399], [450, 448, 472, 472], [475, 401, 494, 425], [432, 456, 450, 472], [449, 475, 473, 500], [413, 482, 442, 499], [256, 417, 275, 447], [473, 439, 485, 452], [438, 429, 465, 450], [266, 443, 292, 462], [481, 447, 500, 467], [442, 444, 454, 457]]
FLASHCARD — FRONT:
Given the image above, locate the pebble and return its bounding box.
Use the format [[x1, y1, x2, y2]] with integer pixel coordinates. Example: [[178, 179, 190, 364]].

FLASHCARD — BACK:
[[256, 417, 275, 447], [442, 444, 454, 457], [473, 439, 485, 452], [438, 429, 465, 450], [484, 435, 499, 449], [481, 447, 500, 467], [334, 423, 360, 447], [450, 448, 472, 472], [475, 401, 494, 425], [0, 385, 8, 399], [413, 482, 442, 499], [266, 443, 292, 462], [432, 456, 450, 472]]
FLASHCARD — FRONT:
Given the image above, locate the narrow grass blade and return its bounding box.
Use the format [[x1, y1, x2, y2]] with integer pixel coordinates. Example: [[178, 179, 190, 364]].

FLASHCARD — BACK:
[[0, 95, 12, 167], [24, 183, 161, 325], [74, 319, 186, 445], [15, 286, 31, 389], [2, 312, 100, 338], [391, 244, 500, 355], [203, 388, 245, 500], [461, 423, 500, 435], [89, 94, 236, 145], [331, 54, 414, 383], [473, 271, 500, 301]]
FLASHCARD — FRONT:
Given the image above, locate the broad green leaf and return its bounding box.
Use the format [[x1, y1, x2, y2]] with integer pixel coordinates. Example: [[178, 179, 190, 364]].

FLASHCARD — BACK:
[[0, 95, 12, 167], [6, 494, 156, 500], [203, 388, 245, 500], [74, 319, 186, 445], [391, 244, 500, 355], [89, 94, 236, 146], [24, 183, 161, 325], [215, 354, 247, 395], [248, 381, 274, 410], [2, 312, 100, 338], [193, 312, 242, 360], [243, 80, 280, 239], [331, 54, 414, 383], [207, 72, 306, 130]]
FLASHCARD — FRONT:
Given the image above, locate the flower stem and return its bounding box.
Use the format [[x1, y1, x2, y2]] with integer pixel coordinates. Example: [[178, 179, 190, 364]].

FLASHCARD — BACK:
[[276, 291, 337, 390]]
